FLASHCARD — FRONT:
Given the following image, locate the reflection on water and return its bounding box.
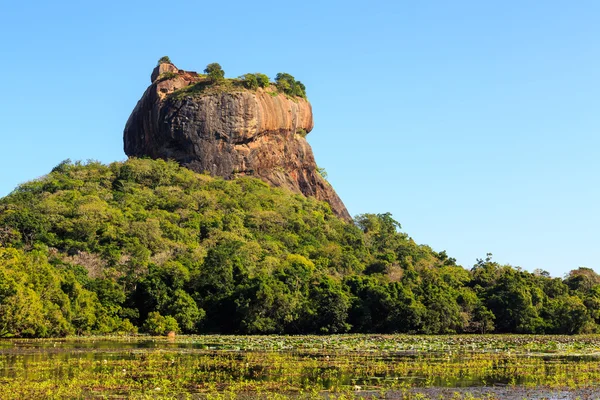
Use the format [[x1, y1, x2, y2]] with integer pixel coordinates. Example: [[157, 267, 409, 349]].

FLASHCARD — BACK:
[[2, 337, 600, 399], [0, 338, 226, 352]]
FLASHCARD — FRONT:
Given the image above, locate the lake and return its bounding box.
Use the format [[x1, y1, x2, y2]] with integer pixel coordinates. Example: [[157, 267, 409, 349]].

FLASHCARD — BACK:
[[2, 335, 600, 399]]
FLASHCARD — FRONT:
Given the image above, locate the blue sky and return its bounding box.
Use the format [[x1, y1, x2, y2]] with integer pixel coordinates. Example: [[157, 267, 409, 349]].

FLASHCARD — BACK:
[[1, 1, 598, 277]]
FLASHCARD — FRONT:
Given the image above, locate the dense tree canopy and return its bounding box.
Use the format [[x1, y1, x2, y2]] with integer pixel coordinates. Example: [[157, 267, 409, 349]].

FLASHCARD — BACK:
[[240, 73, 270, 90], [0, 159, 597, 337], [275, 73, 306, 98]]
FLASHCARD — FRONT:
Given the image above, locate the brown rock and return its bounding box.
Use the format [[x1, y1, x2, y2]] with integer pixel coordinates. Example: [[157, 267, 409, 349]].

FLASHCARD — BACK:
[[150, 62, 179, 83], [124, 63, 351, 220]]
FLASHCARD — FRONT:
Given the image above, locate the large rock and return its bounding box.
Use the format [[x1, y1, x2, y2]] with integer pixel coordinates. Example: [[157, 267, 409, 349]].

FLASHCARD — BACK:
[[124, 62, 351, 220]]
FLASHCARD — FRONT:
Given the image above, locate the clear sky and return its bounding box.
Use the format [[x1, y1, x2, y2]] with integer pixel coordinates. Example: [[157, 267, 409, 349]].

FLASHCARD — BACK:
[[1, 1, 598, 277]]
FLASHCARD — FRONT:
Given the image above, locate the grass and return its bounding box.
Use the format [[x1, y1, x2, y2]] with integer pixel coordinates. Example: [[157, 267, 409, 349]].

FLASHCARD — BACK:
[[166, 77, 299, 102], [2, 335, 600, 399], [167, 78, 245, 100]]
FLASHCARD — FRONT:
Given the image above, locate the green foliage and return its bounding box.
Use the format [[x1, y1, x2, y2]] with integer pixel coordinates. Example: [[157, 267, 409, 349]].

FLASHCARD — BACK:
[[472, 305, 496, 333], [240, 73, 271, 90], [204, 62, 225, 82], [165, 289, 205, 332], [0, 247, 91, 337], [275, 72, 306, 98], [565, 267, 600, 293], [316, 166, 328, 179], [310, 276, 351, 333], [157, 56, 172, 65], [51, 159, 73, 174], [255, 73, 270, 88], [4, 335, 600, 398], [168, 77, 247, 100], [240, 73, 258, 89], [142, 311, 179, 335], [0, 158, 598, 336], [296, 128, 307, 137]]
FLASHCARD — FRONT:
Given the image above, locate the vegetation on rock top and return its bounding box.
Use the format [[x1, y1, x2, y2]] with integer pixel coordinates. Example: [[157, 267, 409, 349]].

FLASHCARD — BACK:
[[162, 58, 307, 99], [157, 55, 172, 65]]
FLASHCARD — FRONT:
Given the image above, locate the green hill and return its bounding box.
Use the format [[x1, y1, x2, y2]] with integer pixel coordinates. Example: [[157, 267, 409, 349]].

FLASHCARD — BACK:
[[0, 158, 597, 336]]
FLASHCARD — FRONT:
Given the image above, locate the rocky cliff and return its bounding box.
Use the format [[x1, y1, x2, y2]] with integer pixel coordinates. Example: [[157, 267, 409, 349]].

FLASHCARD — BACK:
[[124, 62, 351, 220]]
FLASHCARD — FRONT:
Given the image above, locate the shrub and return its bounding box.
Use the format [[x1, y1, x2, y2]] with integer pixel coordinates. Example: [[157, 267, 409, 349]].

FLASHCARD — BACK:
[[157, 56, 172, 65], [241, 73, 259, 90], [240, 73, 270, 90], [142, 311, 180, 335], [255, 73, 270, 88], [164, 316, 179, 333], [316, 166, 328, 179], [117, 319, 138, 335], [295, 81, 306, 97], [275, 73, 293, 93], [275, 72, 306, 98]]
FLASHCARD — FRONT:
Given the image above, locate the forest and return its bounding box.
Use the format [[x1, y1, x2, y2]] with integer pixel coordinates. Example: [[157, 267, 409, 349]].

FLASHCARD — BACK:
[[0, 158, 598, 337]]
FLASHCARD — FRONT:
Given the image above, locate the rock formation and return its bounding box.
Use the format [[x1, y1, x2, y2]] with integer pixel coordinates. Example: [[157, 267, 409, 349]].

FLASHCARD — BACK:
[[124, 62, 351, 220]]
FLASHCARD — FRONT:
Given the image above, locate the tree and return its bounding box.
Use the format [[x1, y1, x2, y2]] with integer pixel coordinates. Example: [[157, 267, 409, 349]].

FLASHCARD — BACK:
[[275, 73, 306, 97], [241, 73, 259, 90], [346, 276, 394, 332], [157, 56, 172, 65], [241, 73, 271, 90], [275, 72, 293, 93], [294, 81, 306, 97], [204, 63, 225, 82], [191, 238, 252, 332], [4, 157, 600, 337], [142, 312, 179, 335], [483, 268, 543, 333], [308, 277, 351, 333], [471, 305, 496, 333], [550, 295, 592, 334], [565, 267, 600, 293], [255, 73, 270, 88], [235, 274, 300, 334], [164, 289, 204, 333]]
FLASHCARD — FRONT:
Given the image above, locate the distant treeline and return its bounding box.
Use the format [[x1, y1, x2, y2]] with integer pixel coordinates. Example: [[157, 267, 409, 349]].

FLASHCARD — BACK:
[[0, 159, 597, 337]]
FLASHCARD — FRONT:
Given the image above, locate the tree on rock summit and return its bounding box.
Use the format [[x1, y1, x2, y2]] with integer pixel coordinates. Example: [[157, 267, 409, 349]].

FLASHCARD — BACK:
[[205, 63, 225, 82]]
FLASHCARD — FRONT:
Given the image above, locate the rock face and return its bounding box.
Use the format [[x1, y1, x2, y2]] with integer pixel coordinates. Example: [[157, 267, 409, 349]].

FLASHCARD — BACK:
[[124, 63, 351, 220]]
